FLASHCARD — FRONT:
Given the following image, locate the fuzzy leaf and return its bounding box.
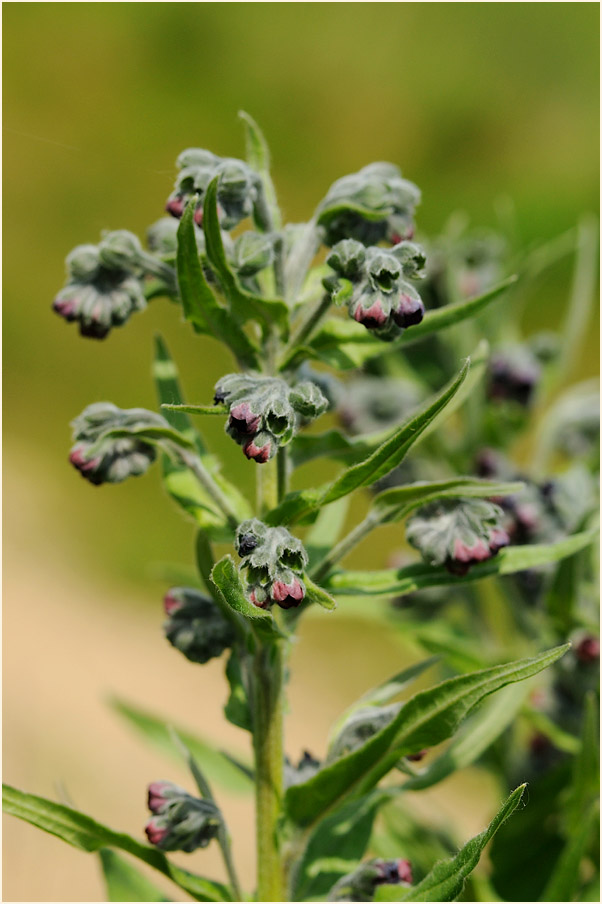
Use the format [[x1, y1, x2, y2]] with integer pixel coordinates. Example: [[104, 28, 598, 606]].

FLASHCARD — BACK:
[[239, 110, 281, 230], [2, 785, 232, 902], [303, 575, 337, 610], [224, 649, 253, 732], [211, 555, 281, 633], [374, 785, 526, 901], [177, 198, 259, 368], [326, 530, 598, 597], [99, 849, 170, 902], [203, 178, 288, 335], [109, 698, 252, 794], [283, 646, 568, 830], [162, 404, 228, 416]]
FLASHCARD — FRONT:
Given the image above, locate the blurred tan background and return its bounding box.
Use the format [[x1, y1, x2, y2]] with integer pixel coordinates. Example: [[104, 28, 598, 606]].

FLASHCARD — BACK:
[[3, 3, 599, 901]]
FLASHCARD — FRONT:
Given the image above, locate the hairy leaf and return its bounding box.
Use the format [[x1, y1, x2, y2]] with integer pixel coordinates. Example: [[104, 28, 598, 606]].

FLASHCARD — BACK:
[[303, 575, 337, 610], [239, 110, 281, 230], [211, 555, 281, 634], [99, 849, 170, 902]]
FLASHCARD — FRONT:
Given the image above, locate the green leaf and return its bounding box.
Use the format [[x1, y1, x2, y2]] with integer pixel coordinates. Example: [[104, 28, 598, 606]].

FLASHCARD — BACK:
[[177, 198, 259, 368], [2, 785, 232, 902], [99, 849, 170, 902], [224, 649, 253, 732], [162, 403, 228, 416], [303, 575, 337, 610], [239, 110, 281, 231], [371, 478, 524, 524], [540, 803, 599, 902], [264, 487, 326, 527], [153, 334, 207, 447], [326, 530, 599, 597], [293, 791, 390, 901], [109, 698, 252, 794], [211, 555, 281, 633], [203, 178, 289, 336], [283, 646, 568, 830], [374, 785, 526, 901], [320, 361, 470, 506], [289, 428, 383, 469], [565, 691, 600, 834]]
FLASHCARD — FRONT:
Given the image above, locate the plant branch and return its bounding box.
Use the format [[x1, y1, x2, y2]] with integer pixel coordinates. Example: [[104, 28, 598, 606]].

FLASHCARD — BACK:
[[310, 510, 379, 583], [173, 446, 240, 530]]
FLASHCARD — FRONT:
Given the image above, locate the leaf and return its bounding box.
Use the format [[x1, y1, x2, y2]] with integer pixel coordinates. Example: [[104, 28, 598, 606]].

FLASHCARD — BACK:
[[2, 785, 232, 902], [153, 334, 207, 448], [326, 530, 598, 597], [239, 110, 281, 231], [211, 555, 281, 633], [540, 803, 599, 902], [177, 198, 259, 368], [290, 428, 383, 469], [401, 683, 527, 792], [283, 646, 568, 830], [374, 785, 526, 901], [264, 487, 326, 527], [371, 478, 524, 524], [95, 424, 195, 451], [109, 698, 252, 794], [99, 849, 170, 902], [303, 575, 337, 610], [162, 404, 228, 416], [202, 178, 289, 336], [293, 791, 390, 901], [224, 649, 253, 732], [565, 691, 600, 834]]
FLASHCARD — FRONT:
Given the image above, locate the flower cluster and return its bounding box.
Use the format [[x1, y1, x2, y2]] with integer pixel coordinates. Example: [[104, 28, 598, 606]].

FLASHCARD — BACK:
[[69, 403, 168, 485], [406, 498, 510, 575], [52, 231, 148, 339], [317, 162, 421, 247], [324, 239, 426, 339], [163, 587, 235, 664], [330, 858, 413, 902], [165, 148, 266, 230], [145, 781, 220, 853], [235, 519, 308, 609], [215, 373, 328, 463]]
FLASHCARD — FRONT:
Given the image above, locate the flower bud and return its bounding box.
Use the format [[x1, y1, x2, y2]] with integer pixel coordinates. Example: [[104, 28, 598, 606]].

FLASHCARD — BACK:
[[375, 860, 413, 887], [270, 574, 305, 609], [289, 381, 330, 420], [351, 290, 390, 330], [97, 230, 143, 271], [69, 402, 167, 485], [243, 431, 275, 463], [329, 857, 412, 902], [391, 284, 425, 328], [163, 587, 235, 664], [144, 781, 220, 853], [406, 498, 510, 576], [575, 635, 600, 664], [66, 244, 101, 282], [487, 346, 541, 407], [326, 239, 367, 279]]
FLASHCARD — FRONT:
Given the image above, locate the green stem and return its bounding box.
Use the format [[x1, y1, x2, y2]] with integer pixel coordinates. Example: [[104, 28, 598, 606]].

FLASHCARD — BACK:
[[277, 447, 288, 504], [176, 447, 240, 530], [257, 455, 279, 515], [279, 293, 332, 369], [253, 639, 286, 902], [310, 511, 378, 583]]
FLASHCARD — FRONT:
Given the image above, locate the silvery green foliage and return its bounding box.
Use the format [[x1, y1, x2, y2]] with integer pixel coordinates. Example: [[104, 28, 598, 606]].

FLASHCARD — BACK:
[[145, 781, 220, 853], [329, 858, 412, 902], [166, 148, 265, 230], [324, 239, 426, 339], [235, 518, 308, 609], [163, 587, 236, 664], [69, 402, 167, 485], [53, 232, 147, 338], [215, 372, 328, 463], [327, 703, 402, 762], [406, 498, 510, 575], [317, 162, 421, 247]]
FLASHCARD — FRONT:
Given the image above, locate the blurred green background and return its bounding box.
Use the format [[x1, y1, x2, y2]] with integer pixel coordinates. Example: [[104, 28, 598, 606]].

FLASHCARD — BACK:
[[3, 3, 599, 901]]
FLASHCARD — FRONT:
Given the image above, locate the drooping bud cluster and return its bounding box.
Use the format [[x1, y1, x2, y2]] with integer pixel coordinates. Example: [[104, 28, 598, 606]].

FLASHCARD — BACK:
[[144, 781, 220, 853], [406, 498, 510, 575], [284, 750, 321, 788], [69, 403, 168, 485], [53, 231, 147, 338], [235, 519, 308, 609], [215, 373, 328, 463], [328, 704, 401, 762], [324, 239, 426, 339], [163, 587, 235, 664], [487, 345, 541, 407], [329, 858, 413, 902], [166, 148, 265, 230], [317, 162, 421, 247]]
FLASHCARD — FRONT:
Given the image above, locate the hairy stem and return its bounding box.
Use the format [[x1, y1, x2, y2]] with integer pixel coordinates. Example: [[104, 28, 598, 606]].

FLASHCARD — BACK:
[[257, 455, 279, 515], [253, 639, 286, 901], [176, 447, 240, 530], [280, 293, 332, 368]]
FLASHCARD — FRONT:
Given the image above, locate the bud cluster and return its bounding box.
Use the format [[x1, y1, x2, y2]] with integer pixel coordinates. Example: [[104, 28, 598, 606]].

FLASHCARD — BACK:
[[324, 239, 426, 339], [406, 498, 510, 575], [69, 402, 169, 486], [215, 373, 328, 463], [235, 519, 308, 609], [53, 231, 148, 339], [317, 162, 421, 247], [144, 781, 220, 853], [166, 148, 264, 230], [163, 587, 235, 664]]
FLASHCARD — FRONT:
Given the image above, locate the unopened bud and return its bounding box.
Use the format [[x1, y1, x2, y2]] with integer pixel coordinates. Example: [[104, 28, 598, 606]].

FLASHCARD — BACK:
[[163, 587, 235, 664], [98, 230, 142, 271], [144, 781, 220, 853]]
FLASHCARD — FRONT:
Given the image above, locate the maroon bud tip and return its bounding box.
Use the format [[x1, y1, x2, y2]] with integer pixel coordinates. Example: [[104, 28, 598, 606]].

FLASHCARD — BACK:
[[576, 636, 600, 664], [271, 578, 305, 609], [147, 781, 170, 813], [396, 859, 413, 885], [165, 197, 185, 219], [193, 207, 204, 227], [407, 749, 427, 762], [243, 438, 271, 463], [354, 299, 387, 330], [393, 293, 425, 328], [163, 593, 182, 616], [145, 818, 167, 846], [53, 297, 78, 320], [229, 402, 261, 435]]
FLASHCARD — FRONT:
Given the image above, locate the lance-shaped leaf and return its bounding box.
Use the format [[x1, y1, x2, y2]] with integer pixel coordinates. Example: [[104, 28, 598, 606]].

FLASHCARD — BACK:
[[303, 575, 337, 610], [540, 804, 599, 903], [177, 198, 259, 368], [211, 555, 282, 634], [374, 785, 526, 902], [239, 110, 281, 230], [162, 403, 228, 416], [319, 361, 469, 506], [2, 785, 232, 902], [283, 646, 568, 830], [371, 478, 524, 524], [109, 698, 252, 794], [325, 530, 598, 597], [99, 849, 170, 902], [289, 427, 384, 469], [203, 178, 289, 336]]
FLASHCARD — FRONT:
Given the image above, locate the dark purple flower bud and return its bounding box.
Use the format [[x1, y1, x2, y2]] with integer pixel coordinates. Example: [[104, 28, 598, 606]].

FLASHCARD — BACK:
[[375, 859, 413, 887], [229, 401, 261, 436], [165, 194, 186, 219], [271, 576, 305, 609], [243, 432, 274, 463], [575, 635, 600, 664], [237, 533, 259, 557], [392, 289, 425, 328]]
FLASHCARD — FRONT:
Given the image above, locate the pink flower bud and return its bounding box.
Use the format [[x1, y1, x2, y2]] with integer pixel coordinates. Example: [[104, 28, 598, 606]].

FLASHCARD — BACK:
[[229, 402, 261, 436], [163, 592, 183, 616], [396, 859, 413, 885], [165, 196, 185, 218], [52, 297, 78, 321], [576, 636, 600, 664], [271, 577, 305, 609], [144, 818, 168, 845], [354, 298, 387, 329], [243, 437, 272, 463], [193, 206, 204, 227], [147, 781, 171, 814]]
